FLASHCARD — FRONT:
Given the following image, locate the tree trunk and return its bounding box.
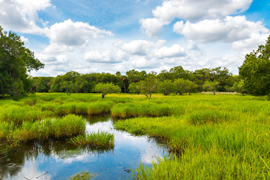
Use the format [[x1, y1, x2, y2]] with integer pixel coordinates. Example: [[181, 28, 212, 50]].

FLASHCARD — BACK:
[[179, 91, 182, 96], [150, 94, 151, 98], [213, 91, 215, 95], [102, 94, 105, 98]]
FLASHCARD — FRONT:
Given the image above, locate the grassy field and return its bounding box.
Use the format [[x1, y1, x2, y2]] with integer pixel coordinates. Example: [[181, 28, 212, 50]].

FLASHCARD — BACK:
[[0, 93, 269, 179]]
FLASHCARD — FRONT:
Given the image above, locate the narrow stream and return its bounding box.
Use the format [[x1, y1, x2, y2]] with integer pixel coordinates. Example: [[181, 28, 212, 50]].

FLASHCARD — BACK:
[[0, 115, 168, 180]]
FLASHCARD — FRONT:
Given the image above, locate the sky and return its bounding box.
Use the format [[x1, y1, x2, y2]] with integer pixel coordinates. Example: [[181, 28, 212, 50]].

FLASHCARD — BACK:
[[0, 0, 269, 77]]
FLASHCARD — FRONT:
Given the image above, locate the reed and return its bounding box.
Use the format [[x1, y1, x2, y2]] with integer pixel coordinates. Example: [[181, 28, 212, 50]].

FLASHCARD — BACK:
[[111, 102, 184, 119], [0, 105, 55, 124], [69, 131, 114, 148], [4, 115, 86, 147], [40, 101, 113, 116], [114, 94, 270, 179]]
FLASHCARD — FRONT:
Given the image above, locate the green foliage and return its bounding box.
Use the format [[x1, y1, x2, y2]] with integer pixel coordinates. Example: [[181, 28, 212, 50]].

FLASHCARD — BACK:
[[95, 83, 121, 98], [35, 77, 53, 92], [233, 80, 246, 95], [137, 75, 158, 97], [203, 80, 219, 95], [60, 81, 76, 95], [128, 82, 141, 94], [0, 26, 44, 97], [173, 78, 186, 95], [158, 80, 175, 95], [239, 36, 270, 95]]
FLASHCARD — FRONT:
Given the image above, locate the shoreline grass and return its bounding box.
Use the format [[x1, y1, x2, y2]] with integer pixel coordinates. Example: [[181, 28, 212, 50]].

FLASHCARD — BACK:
[[3, 115, 86, 147], [68, 131, 114, 149]]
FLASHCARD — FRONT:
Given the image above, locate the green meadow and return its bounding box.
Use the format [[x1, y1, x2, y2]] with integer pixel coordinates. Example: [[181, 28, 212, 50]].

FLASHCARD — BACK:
[[0, 93, 269, 179]]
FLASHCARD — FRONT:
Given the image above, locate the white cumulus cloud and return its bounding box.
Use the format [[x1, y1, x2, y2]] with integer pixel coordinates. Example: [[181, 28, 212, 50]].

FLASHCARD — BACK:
[[115, 40, 166, 55], [155, 44, 187, 58], [153, 0, 252, 23], [84, 50, 126, 63], [44, 19, 114, 55], [131, 57, 160, 69], [173, 16, 269, 44], [0, 0, 51, 34], [140, 0, 252, 37], [45, 19, 113, 46], [139, 18, 164, 38]]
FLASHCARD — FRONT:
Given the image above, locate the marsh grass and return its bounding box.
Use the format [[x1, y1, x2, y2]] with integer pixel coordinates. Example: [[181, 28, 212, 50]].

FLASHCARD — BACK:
[[0, 105, 55, 124], [69, 131, 114, 149], [188, 110, 237, 125], [111, 102, 184, 119], [40, 101, 113, 116], [4, 115, 86, 147], [1, 93, 270, 178], [114, 94, 270, 179]]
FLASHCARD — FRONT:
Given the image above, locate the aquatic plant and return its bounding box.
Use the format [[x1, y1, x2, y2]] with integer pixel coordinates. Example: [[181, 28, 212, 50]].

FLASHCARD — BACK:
[[69, 131, 114, 148], [111, 102, 184, 119], [4, 115, 86, 147]]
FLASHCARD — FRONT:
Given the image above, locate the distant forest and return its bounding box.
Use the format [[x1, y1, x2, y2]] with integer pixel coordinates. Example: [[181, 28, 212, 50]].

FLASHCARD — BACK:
[[32, 66, 239, 94]]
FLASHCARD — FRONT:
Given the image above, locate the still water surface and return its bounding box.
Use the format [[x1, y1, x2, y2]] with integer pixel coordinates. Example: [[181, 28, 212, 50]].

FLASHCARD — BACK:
[[0, 116, 168, 180]]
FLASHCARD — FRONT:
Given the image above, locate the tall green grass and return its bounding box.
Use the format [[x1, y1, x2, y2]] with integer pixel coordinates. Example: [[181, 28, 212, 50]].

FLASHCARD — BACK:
[[1, 93, 270, 178], [69, 131, 114, 148], [40, 101, 113, 116], [0, 105, 55, 124], [111, 102, 184, 119], [4, 115, 86, 147], [114, 95, 270, 179]]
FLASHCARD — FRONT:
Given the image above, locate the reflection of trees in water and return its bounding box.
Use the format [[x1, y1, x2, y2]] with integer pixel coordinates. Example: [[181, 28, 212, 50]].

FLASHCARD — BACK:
[[0, 138, 114, 179], [84, 114, 111, 125]]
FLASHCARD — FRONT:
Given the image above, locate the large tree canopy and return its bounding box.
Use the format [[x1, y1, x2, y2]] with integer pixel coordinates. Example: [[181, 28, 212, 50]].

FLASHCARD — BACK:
[[239, 36, 270, 95], [0, 26, 44, 97]]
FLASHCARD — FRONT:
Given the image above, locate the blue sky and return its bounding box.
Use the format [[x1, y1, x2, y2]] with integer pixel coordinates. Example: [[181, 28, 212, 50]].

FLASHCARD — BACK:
[[0, 0, 269, 76]]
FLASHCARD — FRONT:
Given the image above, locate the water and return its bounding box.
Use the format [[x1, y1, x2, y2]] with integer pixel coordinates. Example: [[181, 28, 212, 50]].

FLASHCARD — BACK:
[[0, 116, 168, 180]]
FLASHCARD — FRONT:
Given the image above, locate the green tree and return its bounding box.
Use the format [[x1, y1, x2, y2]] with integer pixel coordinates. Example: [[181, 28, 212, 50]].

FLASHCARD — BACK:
[[239, 36, 270, 95], [233, 80, 246, 95], [49, 71, 80, 92], [137, 75, 158, 97], [203, 80, 219, 95], [60, 81, 75, 95], [173, 78, 186, 95], [158, 80, 175, 95], [185, 80, 198, 95], [128, 82, 141, 94], [116, 71, 128, 93], [0, 26, 44, 97], [95, 83, 121, 98], [36, 77, 53, 92]]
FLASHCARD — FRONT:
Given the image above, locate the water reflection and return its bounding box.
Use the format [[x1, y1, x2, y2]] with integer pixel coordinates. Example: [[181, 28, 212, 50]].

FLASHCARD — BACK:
[[0, 116, 168, 180]]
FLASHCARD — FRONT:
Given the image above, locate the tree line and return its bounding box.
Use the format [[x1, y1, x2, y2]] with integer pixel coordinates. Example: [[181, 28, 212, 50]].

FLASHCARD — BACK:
[[1, 25, 270, 98], [31, 66, 242, 97]]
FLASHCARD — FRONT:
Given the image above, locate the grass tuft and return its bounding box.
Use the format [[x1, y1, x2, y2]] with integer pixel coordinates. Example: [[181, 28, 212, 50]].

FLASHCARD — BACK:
[[69, 131, 114, 149]]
